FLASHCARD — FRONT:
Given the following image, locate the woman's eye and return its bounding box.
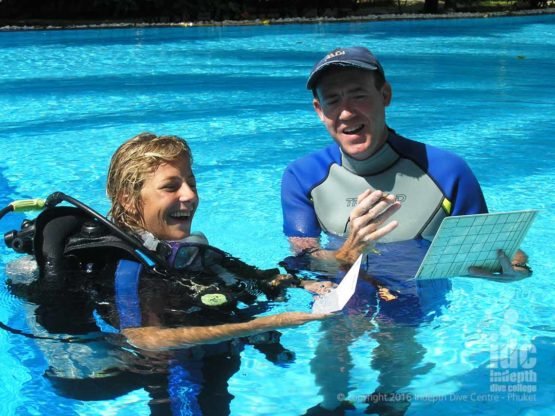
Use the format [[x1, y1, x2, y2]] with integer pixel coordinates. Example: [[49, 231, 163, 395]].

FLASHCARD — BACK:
[[187, 177, 197, 189], [162, 184, 179, 191]]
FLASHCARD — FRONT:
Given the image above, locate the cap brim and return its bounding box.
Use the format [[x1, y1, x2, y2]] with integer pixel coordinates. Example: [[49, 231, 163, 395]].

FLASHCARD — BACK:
[[306, 61, 380, 89]]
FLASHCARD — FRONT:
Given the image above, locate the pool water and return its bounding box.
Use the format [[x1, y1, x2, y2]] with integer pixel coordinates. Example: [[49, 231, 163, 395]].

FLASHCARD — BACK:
[[1, 13, 554, 415]]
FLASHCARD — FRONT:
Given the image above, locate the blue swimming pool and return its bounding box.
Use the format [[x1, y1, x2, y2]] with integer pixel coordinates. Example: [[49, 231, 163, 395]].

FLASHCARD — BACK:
[[1, 13, 554, 415]]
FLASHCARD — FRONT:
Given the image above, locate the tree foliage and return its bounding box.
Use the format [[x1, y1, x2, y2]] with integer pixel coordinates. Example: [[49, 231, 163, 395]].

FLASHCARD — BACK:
[[0, 0, 551, 21], [0, 0, 357, 20]]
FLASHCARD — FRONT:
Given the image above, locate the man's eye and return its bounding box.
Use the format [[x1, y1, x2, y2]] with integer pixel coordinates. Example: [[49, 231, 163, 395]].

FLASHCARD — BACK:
[[325, 98, 339, 106]]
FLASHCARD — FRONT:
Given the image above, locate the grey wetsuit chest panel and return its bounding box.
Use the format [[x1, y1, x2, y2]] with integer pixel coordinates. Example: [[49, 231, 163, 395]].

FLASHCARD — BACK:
[[311, 146, 447, 242]]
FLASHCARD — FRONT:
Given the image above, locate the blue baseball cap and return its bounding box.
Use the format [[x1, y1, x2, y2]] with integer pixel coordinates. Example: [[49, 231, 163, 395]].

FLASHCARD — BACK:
[[306, 46, 385, 90]]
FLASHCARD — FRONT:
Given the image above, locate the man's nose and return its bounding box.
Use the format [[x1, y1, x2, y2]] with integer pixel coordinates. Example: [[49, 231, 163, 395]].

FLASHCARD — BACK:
[[338, 100, 356, 119]]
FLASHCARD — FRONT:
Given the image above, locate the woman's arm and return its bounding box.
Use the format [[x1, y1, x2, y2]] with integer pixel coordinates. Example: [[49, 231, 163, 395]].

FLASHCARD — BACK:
[[122, 311, 328, 351]]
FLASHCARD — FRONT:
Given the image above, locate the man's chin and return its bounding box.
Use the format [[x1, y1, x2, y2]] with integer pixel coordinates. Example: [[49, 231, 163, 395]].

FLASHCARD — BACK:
[[346, 147, 373, 160], [344, 138, 385, 160]]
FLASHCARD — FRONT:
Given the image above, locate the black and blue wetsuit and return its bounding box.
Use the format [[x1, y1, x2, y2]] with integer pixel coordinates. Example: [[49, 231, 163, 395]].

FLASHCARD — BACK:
[[279, 132, 487, 410], [93, 249, 290, 416], [93, 259, 241, 415]]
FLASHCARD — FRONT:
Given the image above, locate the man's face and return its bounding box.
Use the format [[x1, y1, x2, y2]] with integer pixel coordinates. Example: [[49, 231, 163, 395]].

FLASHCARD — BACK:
[[313, 67, 391, 160]]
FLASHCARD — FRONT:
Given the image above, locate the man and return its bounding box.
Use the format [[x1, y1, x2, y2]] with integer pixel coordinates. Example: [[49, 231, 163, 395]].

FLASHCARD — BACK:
[[280, 47, 531, 415], [281, 46, 530, 276]]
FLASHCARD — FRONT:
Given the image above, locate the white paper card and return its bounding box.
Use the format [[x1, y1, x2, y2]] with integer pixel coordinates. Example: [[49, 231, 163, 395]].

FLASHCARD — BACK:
[[415, 210, 538, 280], [312, 254, 362, 314]]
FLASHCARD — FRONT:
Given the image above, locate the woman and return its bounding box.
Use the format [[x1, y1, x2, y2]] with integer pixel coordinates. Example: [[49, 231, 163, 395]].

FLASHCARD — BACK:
[[101, 132, 331, 414], [104, 132, 328, 350], [3, 132, 331, 414]]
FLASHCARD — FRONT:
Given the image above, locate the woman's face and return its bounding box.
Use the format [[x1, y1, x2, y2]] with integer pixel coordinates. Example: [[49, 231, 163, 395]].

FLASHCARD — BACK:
[[139, 155, 199, 241]]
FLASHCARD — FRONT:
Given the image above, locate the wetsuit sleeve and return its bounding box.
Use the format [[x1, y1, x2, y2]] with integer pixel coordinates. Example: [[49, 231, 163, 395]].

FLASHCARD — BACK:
[[281, 165, 322, 238], [439, 155, 488, 216], [390, 133, 488, 217]]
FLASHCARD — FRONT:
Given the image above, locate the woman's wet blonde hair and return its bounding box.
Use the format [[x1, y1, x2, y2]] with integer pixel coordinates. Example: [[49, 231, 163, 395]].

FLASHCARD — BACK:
[[106, 132, 193, 232]]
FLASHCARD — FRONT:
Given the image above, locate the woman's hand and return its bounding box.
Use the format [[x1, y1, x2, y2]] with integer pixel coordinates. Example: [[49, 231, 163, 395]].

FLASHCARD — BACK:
[[268, 274, 300, 288], [268, 275, 337, 295], [301, 280, 336, 295]]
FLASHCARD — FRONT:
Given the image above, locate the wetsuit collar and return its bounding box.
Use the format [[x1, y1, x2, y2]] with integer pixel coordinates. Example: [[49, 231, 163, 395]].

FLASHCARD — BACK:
[[340, 133, 400, 176]]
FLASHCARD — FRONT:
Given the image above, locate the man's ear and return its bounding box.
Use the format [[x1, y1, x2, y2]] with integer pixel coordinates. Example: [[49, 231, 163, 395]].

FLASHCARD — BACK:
[[382, 82, 392, 107], [313, 97, 325, 122]]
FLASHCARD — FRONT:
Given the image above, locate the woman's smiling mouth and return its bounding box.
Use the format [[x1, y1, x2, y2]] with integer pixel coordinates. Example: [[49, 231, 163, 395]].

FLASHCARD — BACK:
[[169, 210, 192, 220]]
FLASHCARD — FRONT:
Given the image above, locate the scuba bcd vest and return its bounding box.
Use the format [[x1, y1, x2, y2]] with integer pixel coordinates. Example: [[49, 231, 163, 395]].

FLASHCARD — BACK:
[[1, 192, 298, 388], [2, 192, 285, 310]]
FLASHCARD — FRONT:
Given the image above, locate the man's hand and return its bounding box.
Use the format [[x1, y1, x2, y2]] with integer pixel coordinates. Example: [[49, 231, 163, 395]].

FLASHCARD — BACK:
[[268, 275, 337, 295], [468, 249, 532, 282], [336, 189, 401, 265]]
